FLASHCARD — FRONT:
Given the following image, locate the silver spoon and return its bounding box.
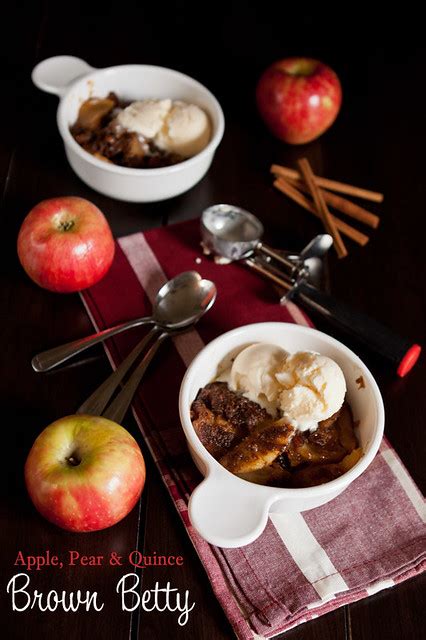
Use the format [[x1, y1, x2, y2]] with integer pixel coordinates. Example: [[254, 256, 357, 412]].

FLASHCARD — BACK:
[[77, 275, 216, 418], [32, 271, 214, 373]]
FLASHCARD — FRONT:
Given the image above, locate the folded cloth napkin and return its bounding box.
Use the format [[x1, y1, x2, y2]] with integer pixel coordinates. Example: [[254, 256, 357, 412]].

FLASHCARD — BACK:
[[80, 218, 425, 639]]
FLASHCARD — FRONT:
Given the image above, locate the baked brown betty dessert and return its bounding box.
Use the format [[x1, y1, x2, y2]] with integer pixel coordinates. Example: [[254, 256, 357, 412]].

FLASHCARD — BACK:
[[190, 344, 362, 488], [70, 93, 211, 169]]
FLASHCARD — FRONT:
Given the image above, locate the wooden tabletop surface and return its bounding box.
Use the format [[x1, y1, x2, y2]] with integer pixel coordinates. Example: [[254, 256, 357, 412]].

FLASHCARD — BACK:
[[1, 3, 425, 639]]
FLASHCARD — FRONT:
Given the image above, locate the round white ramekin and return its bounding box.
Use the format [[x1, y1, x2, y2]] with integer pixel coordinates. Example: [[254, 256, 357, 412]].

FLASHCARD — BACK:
[[179, 322, 385, 548], [32, 56, 225, 202]]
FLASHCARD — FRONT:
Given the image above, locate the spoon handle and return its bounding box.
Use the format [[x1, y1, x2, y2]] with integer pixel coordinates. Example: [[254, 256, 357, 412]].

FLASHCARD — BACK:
[[77, 326, 161, 416], [31, 316, 152, 373], [102, 332, 169, 424]]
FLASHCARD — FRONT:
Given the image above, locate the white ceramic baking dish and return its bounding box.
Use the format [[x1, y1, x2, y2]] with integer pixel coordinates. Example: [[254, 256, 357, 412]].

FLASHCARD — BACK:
[[32, 56, 225, 202], [179, 323, 385, 548]]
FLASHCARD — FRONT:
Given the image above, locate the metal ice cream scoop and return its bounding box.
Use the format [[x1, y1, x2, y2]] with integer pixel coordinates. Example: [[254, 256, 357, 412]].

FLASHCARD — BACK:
[[200, 204, 420, 376], [201, 204, 298, 272]]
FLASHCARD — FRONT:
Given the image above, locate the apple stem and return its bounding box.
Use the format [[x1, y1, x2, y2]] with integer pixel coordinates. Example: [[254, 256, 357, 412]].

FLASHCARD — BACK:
[[58, 220, 75, 232], [66, 454, 81, 466]]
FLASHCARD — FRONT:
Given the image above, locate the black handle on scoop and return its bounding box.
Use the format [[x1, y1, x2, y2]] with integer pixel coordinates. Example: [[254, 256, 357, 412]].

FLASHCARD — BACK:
[[296, 282, 421, 377]]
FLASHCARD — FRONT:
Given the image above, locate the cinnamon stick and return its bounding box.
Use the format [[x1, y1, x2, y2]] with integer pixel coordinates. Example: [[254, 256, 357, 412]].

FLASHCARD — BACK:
[[273, 177, 369, 247], [285, 177, 380, 229], [298, 158, 348, 258], [271, 163, 384, 203]]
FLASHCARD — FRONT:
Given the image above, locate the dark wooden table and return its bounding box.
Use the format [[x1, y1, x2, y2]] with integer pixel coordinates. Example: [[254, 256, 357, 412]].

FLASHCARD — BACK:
[[1, 3, 425, 639]]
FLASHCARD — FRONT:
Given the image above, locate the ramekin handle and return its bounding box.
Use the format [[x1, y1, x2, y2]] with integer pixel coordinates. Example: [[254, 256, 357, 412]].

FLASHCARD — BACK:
[[32, 56, 96, 97], [188, 471, 277, 548]]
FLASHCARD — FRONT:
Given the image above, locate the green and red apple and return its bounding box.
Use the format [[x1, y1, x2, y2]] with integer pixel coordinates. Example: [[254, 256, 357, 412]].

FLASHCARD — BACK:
[[256, 57, 342, 144], [25, 415, 146, 532]]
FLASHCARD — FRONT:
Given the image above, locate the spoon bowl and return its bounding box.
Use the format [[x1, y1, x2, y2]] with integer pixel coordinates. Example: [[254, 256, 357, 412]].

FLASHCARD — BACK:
[[154, 271, 217, 329]]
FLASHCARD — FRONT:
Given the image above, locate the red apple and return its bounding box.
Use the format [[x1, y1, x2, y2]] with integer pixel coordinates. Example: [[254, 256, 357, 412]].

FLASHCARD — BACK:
[[17, 196, 115, 292], [256, 57, 342, 144], [25, 415, 146, 532]]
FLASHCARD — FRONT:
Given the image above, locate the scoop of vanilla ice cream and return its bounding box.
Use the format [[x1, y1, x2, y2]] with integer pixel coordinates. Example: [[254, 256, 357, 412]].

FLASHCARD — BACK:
[[116, 98, 211, 158], [155, 101, 211, 157], [276, 351, 346, 430], [116, 99, 172, 138], [229, 343, 288, 414]]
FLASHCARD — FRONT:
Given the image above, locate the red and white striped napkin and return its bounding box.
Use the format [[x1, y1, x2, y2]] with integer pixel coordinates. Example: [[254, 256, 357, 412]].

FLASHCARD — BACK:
[[80, 218, 425, 639]]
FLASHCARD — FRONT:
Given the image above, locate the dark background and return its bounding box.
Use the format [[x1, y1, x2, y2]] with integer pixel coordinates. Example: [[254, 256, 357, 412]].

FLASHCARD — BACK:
[[1, 2, 425, 639]]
